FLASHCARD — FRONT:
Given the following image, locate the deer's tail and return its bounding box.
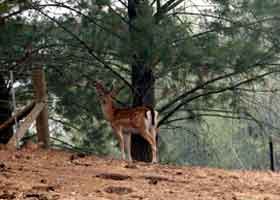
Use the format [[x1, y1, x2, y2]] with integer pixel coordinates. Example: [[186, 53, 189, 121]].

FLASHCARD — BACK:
[[146, 107, 158, 127]]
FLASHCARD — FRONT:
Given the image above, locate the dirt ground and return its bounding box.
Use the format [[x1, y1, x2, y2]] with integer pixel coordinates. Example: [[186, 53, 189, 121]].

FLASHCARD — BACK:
[[0, 145, 280, 200]]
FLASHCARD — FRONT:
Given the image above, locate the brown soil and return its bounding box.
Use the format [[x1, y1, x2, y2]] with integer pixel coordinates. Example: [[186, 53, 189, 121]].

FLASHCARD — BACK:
[[0, 145, 280, 200]]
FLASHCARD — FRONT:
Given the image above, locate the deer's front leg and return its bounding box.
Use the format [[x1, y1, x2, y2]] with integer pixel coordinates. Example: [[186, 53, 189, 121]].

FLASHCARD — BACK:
[[114, 127, 125, 160], [124, 133, 132, 161]]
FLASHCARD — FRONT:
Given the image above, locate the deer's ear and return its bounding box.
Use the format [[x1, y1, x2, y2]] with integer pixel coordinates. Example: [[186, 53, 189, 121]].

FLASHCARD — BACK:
[[109, 83, 126, 97], [110, 89, 117, 97], [108, 83, 117, 97], [94, 81, 106, 95]]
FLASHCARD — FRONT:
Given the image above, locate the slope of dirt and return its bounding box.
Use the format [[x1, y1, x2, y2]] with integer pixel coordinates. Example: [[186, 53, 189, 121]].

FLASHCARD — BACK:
[[0, 146, 280, 200]]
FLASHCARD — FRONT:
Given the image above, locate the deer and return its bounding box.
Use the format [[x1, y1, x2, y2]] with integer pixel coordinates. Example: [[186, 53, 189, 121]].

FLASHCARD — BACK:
[[94, 81, 159, 163]]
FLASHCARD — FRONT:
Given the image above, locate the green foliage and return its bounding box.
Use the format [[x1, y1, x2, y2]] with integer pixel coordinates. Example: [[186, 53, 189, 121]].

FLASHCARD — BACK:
[[0, 0, 29, 14], [1, 0, 280, 169]]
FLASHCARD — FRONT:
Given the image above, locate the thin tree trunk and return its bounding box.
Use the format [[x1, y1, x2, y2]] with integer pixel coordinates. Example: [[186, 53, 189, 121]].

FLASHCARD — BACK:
[[32, 67, 50, 148], [269, 136, 275, 171], [0, 75, 13, 144]]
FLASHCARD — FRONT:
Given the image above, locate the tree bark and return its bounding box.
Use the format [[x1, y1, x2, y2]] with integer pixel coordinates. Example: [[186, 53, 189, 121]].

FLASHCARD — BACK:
[[0, 75, 13, 144], [131, 65, 155, 162], [32, 67, 50, 148]]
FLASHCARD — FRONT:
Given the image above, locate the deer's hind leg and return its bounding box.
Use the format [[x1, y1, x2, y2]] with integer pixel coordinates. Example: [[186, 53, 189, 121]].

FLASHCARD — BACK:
[[150, 127, 158, 162], [139, 127, 157, 163]]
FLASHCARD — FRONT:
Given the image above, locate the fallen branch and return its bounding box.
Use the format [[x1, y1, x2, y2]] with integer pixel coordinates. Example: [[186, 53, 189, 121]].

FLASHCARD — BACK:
[[8, 102, 45, 146], [0, 101, 35, 133]]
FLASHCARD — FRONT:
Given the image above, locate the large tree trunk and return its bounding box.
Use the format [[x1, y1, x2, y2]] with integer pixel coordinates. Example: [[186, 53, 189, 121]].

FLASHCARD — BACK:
[[0, 75, 13, 144], [131, 61, 155, 162], [128, 0, 156, 162]]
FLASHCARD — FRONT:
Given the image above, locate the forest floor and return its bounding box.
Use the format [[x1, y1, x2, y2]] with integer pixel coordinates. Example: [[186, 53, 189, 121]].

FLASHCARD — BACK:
[[0, 145, 280, 200]]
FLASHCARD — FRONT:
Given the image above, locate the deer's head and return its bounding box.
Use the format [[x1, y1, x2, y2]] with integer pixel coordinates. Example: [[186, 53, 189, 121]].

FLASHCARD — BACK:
[[94, 81, 115, 106]]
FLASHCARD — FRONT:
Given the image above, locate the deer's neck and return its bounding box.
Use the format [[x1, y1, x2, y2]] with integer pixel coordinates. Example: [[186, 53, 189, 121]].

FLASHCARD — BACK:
[[102, 101, 116, 122]]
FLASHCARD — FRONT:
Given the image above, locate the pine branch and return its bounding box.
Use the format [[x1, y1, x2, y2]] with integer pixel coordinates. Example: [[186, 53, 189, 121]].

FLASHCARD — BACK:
[[158, 45, 277, 114], [164, 114, 251, 125], [30, 3, 135, 94], [236, 88, 279, 93], [49, 117, 80, 132], [158, 70, 241, 113], [158, 70, 280, 126], [37, 2, 124, 41], [2, 9, 25, 20], [50, 136, 95, 154], [154, 0, 185, 23], [6, 44, 68, 71], [116, 0, 128, 8], [170, 12, 237, 24]]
